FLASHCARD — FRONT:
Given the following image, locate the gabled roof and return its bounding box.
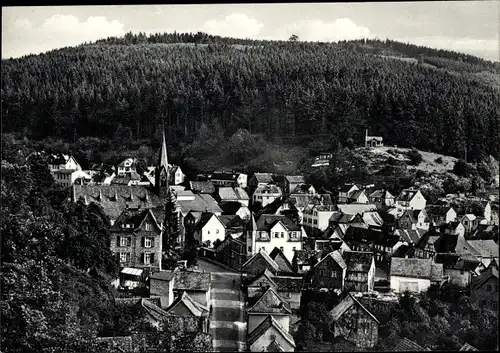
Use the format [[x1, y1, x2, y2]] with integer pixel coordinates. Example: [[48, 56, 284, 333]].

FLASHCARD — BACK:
[[472, 267, 499, 290], [234, 187, 250, 200], [396, 188, 421, 202], [139, 298, 169, 322], [471, 224, 499, 240], [350, 189, 366, 200], [189, 181, 216, 194], [273, 275, 304, 293], [343, 251, 374, 273], [176, 193, 222, 215], [243, 249, 280, 273], [269, 247, 294, 273], [288, 193, 333, 208], [247, 287, 292, 314], [248, 268, 278, 288], [219, 201, 246, 215], [391, 337, 427, 351], [150, 271, 175, 282], [336, 203, 377, 215], [339, 184, 358, 194], [363, 211, 384, 228], [218, 187, 238, 200], [314, 250, 347, 270], [395, 229, 425, 244], [285, 175, 305, 183], [330, 293, 379, 323], [390, 258, 434, 279], [369, 189, 394, 199], [293, 249, 321, 264], [252, 173, 274, 184], [255, 184, 282, 194], [247, 315, 295, 348], [218, 214, 245, 229], [466, 240, 499, 258], [173, 271, 211, 292], [110, 208, 161, 232], [210, 171, 238, 181], [426, 205, 453, 216], [165, 291, 209, 317], [256, 214, 301, 232], [459, 343, 478, 351], [194, 212, 223, 231]]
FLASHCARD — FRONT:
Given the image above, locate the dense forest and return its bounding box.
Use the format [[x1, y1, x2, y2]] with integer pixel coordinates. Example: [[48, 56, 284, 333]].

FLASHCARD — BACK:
[[2, 32, 499, 164]]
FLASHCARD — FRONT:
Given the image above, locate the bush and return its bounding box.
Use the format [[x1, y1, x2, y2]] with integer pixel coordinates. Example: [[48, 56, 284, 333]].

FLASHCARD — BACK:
[[452, 159, 475, 177], [435, 157, 443, 164], [407, 148, 423, 166]]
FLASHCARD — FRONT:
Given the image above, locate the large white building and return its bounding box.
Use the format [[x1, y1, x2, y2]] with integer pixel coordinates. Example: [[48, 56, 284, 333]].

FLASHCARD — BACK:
[[394, 188, 427, 217], [246, 213, 303, 262]]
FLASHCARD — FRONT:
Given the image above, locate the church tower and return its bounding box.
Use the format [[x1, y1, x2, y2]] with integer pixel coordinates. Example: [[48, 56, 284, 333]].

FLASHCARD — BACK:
[[155, 129, 170, 198]]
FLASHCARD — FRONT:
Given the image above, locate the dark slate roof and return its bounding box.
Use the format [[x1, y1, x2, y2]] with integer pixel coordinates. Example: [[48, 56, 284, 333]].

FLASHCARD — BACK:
[[189, 181, 216, 194], [165, 291, 209, 317], [344, 226, 396, 246], [247, 315, 295, 347], [173, 271, 211, 291], [150, 271, 175, 282], [392, 244, 413, 258], [247, 268, 278, 288], [219, 201, 245, 215], [471, 224, 499, 241], [234, 187, 250, 200], [392, 337, 427, 351], [73, 185, 164, 221], [350, 189, 366, 200], [194, 213, 221, 231], [395, 229, 425, 244], [269, 247, 294, 273], [396, 188, 420, 202], [390, 258, 434, 279], [426, 205, 452, 216], [330, 293, 379, 323], [139, 298, 169, 321], [472, 267, 499, 290], [211, 171, 238, 181], [467, 240, 499, 258], [247, 287, 292, 314], [339, 184, 357, 194], [242, 250, 280, 273], [369, 189, 394, 199], [218, 214, 245, 228], [343, 251, 374, 273], [315, 250, 347, 270], [256, 214, 301, 232], [434, 253, 461, 269], [288, 193, 333, 208], [293, 249, 321, 264], [273, 276, 304, 293]]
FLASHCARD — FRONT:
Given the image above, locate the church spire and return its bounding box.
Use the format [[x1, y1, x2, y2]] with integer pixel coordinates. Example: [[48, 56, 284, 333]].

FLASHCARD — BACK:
[[158, 128, 168, 168]]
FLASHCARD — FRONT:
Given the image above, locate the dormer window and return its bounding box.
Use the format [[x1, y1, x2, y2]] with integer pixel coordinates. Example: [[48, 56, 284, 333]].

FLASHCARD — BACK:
[[145, 223, 151, 231]]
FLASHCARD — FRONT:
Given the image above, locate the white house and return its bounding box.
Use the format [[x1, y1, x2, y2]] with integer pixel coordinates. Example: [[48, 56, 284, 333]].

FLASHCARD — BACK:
[[302, 204, 336, 234], [247, 214, 303, 262], [48, 153, 82, 174], [337, 184, 359, 203], [440, 221, 466, 238], [398, 209, 430, 231], [390, 257, 443, 293], [425, 205, 457, 226], [252, 184, 282, 207], [117, 158, 137, 176], [54, 169, 92, 187], [185, 212, 226, 247], [395, 188, 427, 216]]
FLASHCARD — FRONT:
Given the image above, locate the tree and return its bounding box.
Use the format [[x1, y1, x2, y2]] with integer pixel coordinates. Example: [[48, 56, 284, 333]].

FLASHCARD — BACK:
[[452, 159, 474, 177], [289, 34, 299, 42], [295, 321, 316, 351], [301, 302, 331, 340], [406, 148, 423, 166]]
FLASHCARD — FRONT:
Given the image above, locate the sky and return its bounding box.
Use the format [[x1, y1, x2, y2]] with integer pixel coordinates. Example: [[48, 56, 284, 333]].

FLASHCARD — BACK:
[[2, 2, 499, 61]]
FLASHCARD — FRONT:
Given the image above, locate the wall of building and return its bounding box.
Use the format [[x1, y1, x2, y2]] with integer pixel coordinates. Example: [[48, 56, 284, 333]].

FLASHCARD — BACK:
[[445, 268, 470, 288], [333, 304, 378, 348], [312, 257, 344, 289], [254, 223, 302, 263], [278, 291, 301, 311], [150, 278, 174, 307], [201, 216, 226, 246], [471, 277, 498, 311], [390, 275, 430, 293], [249, 325, 295, 352]]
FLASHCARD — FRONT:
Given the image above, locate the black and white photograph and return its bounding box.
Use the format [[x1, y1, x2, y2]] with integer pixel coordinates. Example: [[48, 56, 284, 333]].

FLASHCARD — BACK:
[[1, 2, 499, 352]]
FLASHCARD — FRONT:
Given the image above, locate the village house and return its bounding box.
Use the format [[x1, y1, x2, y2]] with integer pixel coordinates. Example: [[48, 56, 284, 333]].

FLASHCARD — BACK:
[[329, 292, 380, 348], [470, 267, 498, 311], [247, 315, 296, 352], [54, 168, 93, 187], [184, 211, 226, 248], [394, 188, 427, 216], [163, 291, 210, 333], [434, 253, 480, 287], [368, 189, 395, 209], [269, 247, 295, 274], [246, 287, 293, 339], [219, 201, 251, 221], [337, 184, 360, 204], [216, 186, 250, 206], [389, 257, 444, 293], [470, 224, 499, 242], [412, 232, 440, 259], [209, 170, 248, 188], [362, 211, 385, 231], [215, 234, 247, 271], [246, 214, 303, 262], [343, 251, 376, 293], [311, 250, 346, 291], [284, 175, 306, 195], [149, 271, 175, 307], [425, 205, 457, 226], [252, 184, 283, 207], [172, 270, 211, 307], [48, 153, 82, 174], [302, 204, 336, 236], [291, 249, 321, 274], [219, 215, 247, 238], [393, 228, 427, 247], [292, 184, 317, 195], [117, 158, 137, 176], [343, 226, 399, 263], [110, 207, 163, 273], [349, 189, 370, 204], [248, 172, 274, 191], [328, 212, 366, 240], [365, 129, 384, 147], [189, 180, 216, 195], [111, 169, 142, 186], [242, 249, 280, 277], [143, 164, 186, 187], [398, 209, 430, 230], [287, 193, 334, 223], [440, 220, 466, 238], [311, 152, 333, 168], [461, 214, 481, 235]]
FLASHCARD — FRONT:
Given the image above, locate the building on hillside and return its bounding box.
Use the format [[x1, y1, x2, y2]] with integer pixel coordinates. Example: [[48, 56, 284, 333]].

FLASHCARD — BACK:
[[219, 201, 251, 221], [248, 173, 274, 191], [48, 153, 82, 174], [54, 169, 92, 187], [184, 212, 226, 248], [365, 129, 384, 147], [252, 184, 283, 207], [440, 221, 466, 238], [343, 251, 376, 293], [117, 158, 137, 176], [393, 228, 427, 247], [311, 250, 346, 291], [349, 189, 369, 204], [368, 189, 395, 209], [217, 187, 250, 206], [284, 175, 305, 195], [311, 153, 333, 168], [246, 287, 292, 335], [246, 214, 303, 262], [470, 267, 498, 311], [172, 271, 211, 307], [149, 271, 175, 306], [398, 209, 430, 231], [391, 337, 429, 351], [461, 214, 480, 235], [164, 291, 210, 333], [395, 188, 427, 216], [110, 207, 164, 273], [425, 205, 457, 226], [329, 292, 380, 348], [292, 184, 317, 195], [291, 249, 321, 274], [337, 184, 359, 204], [389, 257, 445, 293]]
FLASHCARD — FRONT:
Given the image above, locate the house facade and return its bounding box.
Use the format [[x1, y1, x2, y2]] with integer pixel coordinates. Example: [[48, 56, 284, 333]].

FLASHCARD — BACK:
[[184, 212, 226, 248], [252, 184, 283, 207], [215, 234, 247, 271], [470, 267, 498, 311], [110, 208, 163, 272], [311, 251, 346, 290], [395, 188, 427, 216], [390, 257, 443, 293], [48, 153, 82, 174], [343, 251, 376, 293], [302, 204, 336, 235], [426, 205, 457, 226], [368, 189, 395, 209], [117, 158, 137, 176], [398, 209, 430, 230], [338, 184, 359, 204], [284, 175, 305, 195]]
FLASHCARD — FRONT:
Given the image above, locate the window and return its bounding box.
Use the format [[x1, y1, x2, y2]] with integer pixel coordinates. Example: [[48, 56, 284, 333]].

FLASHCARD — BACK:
[[248, 246, 252, 252], [460, 269, 464, 275], [291, 232, 296, 238], [144, 253, 151, 264], [319, 270, 325, 276], [120, 237, 130, 247], [280, 232, 284, 238], [145, 223, 151, 231], [119, 252, 129, 263], [208, 230, 210, 235], [492, 302, 498, 311], [144, 237, 153, 248], [283, 292, 291, 299], [274, 232, 279, 238], [292, 247, 296, 251], [216, 229, 220, 234], [331, 271, 337, 278]]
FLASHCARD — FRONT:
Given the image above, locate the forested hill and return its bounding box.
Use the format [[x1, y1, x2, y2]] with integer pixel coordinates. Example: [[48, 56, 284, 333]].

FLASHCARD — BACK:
[[2, 32, 500, 162]]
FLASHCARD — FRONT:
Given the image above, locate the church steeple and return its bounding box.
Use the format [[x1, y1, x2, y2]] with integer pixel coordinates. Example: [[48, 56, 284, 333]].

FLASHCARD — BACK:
[[155, 128, 170, 197]]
